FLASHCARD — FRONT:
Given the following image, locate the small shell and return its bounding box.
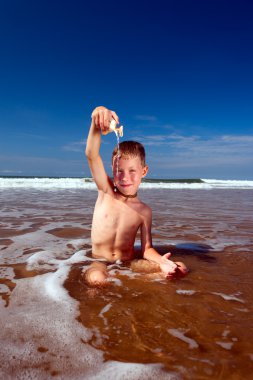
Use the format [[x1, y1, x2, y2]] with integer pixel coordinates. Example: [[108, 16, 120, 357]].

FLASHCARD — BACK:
[[102, 119, 123, 137]]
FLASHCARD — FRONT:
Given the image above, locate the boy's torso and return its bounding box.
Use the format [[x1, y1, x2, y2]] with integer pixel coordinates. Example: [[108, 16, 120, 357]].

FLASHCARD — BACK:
[[91, 192, 147, 262]]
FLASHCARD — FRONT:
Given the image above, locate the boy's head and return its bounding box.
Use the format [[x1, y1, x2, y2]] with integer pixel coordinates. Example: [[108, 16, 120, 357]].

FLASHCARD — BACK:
[[112, 141, 146, 167], [112, 141, 148, 196]]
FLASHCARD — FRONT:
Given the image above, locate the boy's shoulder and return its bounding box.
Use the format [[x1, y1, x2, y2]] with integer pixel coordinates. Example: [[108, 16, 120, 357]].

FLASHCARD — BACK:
[[135, 197, 152, 218]]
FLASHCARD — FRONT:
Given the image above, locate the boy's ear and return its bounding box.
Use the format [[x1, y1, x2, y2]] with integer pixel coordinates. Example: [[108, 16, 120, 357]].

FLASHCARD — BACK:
[[142, 165, 149, 178]]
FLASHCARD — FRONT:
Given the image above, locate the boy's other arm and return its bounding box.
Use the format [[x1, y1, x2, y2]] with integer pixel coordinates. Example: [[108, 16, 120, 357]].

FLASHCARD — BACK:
[[141, 207, 178, 277], [85, 106, 119, 192]]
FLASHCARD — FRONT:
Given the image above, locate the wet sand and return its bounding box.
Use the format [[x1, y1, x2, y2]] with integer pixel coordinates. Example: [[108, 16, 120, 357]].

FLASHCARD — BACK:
[[0, 188, 253, 379]]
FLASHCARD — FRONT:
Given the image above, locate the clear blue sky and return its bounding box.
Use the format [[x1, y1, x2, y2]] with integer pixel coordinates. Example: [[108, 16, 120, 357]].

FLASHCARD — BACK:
[[0, 0, 252, 179]]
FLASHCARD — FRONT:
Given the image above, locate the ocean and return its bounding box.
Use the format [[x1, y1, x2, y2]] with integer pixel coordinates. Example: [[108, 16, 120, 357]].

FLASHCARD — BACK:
[[0, 179, 253, 379], [1, 176, 253, 189]]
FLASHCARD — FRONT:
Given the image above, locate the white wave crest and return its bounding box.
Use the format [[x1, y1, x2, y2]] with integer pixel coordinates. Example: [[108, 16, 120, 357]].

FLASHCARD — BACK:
[[0, 177, 96, 189], [1, 177, 253, 189]]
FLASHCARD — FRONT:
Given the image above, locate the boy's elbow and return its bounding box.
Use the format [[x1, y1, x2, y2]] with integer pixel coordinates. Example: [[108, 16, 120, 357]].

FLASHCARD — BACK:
[[85, 147, 89, 158], [85, 147, 93, 159], [85, 148, 99, 165]]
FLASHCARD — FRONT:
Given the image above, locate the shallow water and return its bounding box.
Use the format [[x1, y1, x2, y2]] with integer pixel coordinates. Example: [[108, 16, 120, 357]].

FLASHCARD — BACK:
[[0, 189, 253, 379]]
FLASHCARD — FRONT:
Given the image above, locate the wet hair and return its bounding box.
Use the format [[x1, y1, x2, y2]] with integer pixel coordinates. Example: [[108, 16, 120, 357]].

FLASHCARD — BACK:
[[112, 141, 146, 167]]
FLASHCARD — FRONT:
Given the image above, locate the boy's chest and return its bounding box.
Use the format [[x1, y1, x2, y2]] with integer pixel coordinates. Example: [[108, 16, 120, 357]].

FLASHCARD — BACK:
[[94, 197, 142, 230]]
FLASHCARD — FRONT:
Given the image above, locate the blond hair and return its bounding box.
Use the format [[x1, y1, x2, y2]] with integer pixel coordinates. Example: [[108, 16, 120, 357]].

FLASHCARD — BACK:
[[112, 141, 146, 167]]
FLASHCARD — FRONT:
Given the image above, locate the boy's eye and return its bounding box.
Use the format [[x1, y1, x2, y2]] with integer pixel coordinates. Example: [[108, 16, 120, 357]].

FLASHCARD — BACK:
[[130, 170, 136, 172]]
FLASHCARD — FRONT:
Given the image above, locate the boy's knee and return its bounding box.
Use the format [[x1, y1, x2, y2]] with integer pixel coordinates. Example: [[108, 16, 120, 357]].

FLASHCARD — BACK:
[[82, 262, 108, 287], [88, 269, 108, 285]]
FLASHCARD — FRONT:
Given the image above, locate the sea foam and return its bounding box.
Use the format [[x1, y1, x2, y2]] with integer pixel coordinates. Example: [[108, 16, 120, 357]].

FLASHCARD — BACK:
[[168, 328, 199, 349], [0, 247, 179, 379], [1, 176, 253, 189]]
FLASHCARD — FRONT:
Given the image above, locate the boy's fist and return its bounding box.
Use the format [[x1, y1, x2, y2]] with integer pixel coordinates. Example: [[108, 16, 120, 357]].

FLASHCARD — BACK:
[[91, 106, 119, 134]]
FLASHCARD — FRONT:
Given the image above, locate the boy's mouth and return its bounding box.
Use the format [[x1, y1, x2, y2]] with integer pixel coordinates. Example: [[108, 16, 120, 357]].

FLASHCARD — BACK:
[[115, 186, 137, 198]]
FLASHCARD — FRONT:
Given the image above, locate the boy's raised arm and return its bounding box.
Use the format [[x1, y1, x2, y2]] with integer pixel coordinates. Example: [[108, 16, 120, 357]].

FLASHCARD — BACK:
[[85, 106, 119, 192]]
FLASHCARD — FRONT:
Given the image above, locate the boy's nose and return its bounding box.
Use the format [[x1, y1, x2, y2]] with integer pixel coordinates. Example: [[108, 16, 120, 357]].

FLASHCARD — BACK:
[[120, 172, 128, 181]]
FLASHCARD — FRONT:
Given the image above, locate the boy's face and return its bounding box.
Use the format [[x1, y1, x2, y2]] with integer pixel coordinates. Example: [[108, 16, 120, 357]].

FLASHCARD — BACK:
[[112, 155, 148, 196]]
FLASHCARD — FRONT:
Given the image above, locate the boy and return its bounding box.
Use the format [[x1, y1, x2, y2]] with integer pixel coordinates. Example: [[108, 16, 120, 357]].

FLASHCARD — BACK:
[[83, 106, 188, 286]]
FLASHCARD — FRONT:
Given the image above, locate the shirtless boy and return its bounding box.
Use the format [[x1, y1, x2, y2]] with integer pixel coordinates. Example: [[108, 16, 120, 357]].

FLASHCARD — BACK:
[[83, 106, 188, 286]]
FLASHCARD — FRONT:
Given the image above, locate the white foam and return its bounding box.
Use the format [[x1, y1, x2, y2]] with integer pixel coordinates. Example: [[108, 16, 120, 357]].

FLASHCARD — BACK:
[[0, 298, 5, 308], [202, 179, 253, 189], [0, 266, 14, 280], [44, 266, 73, 303], [1, 177, 253, 189], [66, 249, 92, 264], [0, 270, 180, 379], [0, 273, 99, 378], [0, 284, 9, 293], [88, 361, 179, 380], [141, 179, 253, 189], [27, 249, 60, 270], [215, 341, 234, 350], [222, 328, 230, 338], [26, 246, 90, 271], [141, 182, 212, 190], [26, 248, 93, 306], [0, 177, 97, 189], [107, 276, 123, 286], [67, 239, 90, 250], [176, 289, 196, 296], [168, 329, 199, 349], [99, 302, 113, 326], [211, 292, 245, 303]]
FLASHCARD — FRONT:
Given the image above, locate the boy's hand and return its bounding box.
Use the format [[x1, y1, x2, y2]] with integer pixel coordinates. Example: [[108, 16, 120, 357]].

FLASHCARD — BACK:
[[160, 252, 189, 279], [159, 252, 178, 279], [91, 106, 119, 134]]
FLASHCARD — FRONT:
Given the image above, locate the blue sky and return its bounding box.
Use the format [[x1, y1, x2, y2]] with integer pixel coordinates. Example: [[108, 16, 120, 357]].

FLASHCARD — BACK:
[[0, 0, 252, 179]]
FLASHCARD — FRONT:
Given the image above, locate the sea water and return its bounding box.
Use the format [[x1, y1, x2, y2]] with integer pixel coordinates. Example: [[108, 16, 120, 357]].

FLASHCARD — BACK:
[[0, 187, 253, 379]]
